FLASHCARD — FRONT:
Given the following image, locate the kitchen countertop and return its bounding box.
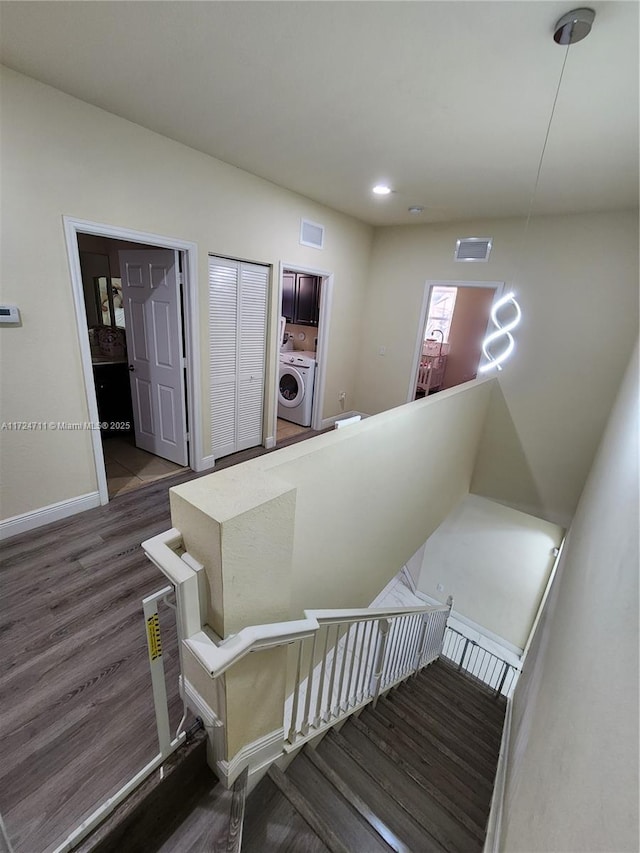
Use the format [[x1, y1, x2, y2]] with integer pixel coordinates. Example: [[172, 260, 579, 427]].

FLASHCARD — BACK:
[[91, 354, 127, 366]]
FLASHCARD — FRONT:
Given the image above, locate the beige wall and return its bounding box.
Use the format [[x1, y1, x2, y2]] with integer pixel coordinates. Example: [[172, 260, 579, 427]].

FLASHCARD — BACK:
[[416, 495, 563, 649], [357, 212, 638, 525], [500, 342, 639, 853], [0, 67, 373, 520], [170, 379, 493, 759], [172, 378, 494, 628]]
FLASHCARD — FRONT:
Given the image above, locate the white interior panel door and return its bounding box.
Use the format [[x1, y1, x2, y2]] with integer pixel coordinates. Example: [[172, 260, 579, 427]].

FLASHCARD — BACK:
[[209, 257, 268, 459], [120, 249, 188, 466]]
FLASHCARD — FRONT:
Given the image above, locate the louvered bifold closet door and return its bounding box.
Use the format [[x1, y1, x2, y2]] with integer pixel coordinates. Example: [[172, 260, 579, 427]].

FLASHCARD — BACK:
[[209, 257, 268, 459], [237, 263, 268, 452]]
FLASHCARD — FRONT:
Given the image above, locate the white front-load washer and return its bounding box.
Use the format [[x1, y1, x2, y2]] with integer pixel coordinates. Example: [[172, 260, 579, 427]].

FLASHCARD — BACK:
[[278, 353, 316, 427]]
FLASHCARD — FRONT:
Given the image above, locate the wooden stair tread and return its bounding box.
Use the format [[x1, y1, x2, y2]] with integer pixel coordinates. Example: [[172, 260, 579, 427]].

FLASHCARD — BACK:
[[305, 745, 417, 853], [337, 720, 487, 844], [386, 690, 500, 775], [418, 671, 507, 729], [286, 752, 394, 852], [242, 660, 504, 852], [320, 730, 478, 853], [347, 713, 489, 835], [357, 706, 493, 816], [242, 776, 331, 853], [427, 660, 508, 710], [406, 675, 505, 739], [367, 698, 496, 794]]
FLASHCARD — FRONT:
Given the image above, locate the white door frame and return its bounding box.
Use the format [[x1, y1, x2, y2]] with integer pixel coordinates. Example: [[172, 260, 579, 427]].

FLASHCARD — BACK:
[[63, 216, 207, 506], [268, 262, 334, 445], [407, 279, 505, 403]]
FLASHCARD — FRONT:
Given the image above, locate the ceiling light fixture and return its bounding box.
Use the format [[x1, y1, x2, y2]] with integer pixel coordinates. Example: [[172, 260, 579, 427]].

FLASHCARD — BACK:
[[372, 184, 392, 196], [479, 7, 595, 374], [408, 206, 424, 215]]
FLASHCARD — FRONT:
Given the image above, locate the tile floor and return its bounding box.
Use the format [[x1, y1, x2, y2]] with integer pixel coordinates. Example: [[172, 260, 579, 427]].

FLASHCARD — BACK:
[[104, 423, 314, 497], [276, 418, 310, 443], [102, 434, 189, 498]]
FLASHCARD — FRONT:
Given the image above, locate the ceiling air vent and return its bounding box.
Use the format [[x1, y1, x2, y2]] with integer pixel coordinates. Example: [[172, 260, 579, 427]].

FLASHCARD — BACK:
[[455, 237, 492, 262], [300, 219, 325, 250]]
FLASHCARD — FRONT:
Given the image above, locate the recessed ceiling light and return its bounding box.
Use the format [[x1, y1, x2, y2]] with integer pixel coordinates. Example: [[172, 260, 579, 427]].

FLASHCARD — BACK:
[[408, 206, 424, 215], [372, 185, 392, 196]]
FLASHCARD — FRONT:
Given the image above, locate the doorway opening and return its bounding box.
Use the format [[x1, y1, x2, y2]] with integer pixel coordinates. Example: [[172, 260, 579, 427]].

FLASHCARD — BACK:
[[408, 280, 504, 402], [65, 218, 203, 505], [77, 234, 189, 498], [274, 264, 333, 445]]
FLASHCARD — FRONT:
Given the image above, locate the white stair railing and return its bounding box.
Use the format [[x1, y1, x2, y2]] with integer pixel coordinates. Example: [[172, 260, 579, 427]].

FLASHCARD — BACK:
[[285, 603, 451, 748], [142, 529, 452, 756]]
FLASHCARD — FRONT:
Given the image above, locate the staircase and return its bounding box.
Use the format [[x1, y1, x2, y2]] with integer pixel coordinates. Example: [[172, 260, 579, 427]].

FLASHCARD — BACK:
[[79, 659, 504, 852], [242, 658, 505, 852]]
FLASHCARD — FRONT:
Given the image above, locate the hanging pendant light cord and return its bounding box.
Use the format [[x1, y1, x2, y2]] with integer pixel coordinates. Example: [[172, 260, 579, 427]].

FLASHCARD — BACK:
[[523, 43, 571, 238]]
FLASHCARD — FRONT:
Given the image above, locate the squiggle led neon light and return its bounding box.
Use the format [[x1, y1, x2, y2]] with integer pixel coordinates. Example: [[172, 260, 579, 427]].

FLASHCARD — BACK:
[[478, 292, 522, 373]]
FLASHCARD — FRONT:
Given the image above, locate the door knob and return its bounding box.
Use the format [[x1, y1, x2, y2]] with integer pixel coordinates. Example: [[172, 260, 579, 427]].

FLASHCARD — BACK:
[[128, 365, 135, 372]]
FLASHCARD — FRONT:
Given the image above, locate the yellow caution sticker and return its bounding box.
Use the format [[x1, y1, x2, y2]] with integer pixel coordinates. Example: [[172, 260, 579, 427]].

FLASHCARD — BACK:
[[147, 613, 162, 661]]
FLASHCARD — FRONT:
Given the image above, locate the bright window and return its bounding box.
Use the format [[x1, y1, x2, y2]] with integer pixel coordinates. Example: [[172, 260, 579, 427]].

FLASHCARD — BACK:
[[425, 286, 457, 343]]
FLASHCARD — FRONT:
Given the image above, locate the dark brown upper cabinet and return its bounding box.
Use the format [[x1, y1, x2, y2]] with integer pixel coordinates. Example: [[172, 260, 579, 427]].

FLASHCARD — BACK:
[[282, 271, 320, 326]]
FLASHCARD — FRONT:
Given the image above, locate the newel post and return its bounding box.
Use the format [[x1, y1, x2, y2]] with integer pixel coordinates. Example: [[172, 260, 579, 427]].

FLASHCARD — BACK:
[[169, 469, 297, 785]]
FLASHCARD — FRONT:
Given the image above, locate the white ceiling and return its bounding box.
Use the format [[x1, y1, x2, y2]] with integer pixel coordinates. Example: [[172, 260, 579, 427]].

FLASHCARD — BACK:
[[1, 1, 637, 226]]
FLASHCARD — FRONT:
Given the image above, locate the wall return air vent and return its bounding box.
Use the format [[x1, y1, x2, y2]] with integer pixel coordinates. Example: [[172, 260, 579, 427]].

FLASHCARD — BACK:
[[300, 219, 325, 250], [455, 237, 492, 262]]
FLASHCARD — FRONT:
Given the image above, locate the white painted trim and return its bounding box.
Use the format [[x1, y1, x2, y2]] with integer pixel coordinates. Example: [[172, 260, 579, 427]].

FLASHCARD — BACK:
[[182, 677, 223, 730], [312, 273, 333, 432], [197, 454, 216, 472], [183, 675, 285, 787], [264, 435, 276, 450], [483, 696, 513, 853], [273, 262, 334, 438], [0, 492, 101, 541], [62, 217, 204, 503], [63, 218, 109, 504], [407, 279, 505, 404], [219, 727, 285, 787], [401, 565, 418, 593], [321, 410, 369, 430], [181, 677, 226, 773]]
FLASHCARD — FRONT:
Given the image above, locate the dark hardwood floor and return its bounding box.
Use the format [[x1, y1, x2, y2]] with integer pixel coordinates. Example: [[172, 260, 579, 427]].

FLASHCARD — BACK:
[[0, 428, 320, 853], [243, 660, 506, 852]]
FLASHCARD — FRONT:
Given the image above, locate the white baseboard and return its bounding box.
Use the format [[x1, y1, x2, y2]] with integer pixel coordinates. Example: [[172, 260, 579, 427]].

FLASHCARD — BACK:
[[218, 727, 285, 788], [321, 411, 369, 429], [182, 677, 284, 788], [264, 435, 276, 450], [483, 697, 513, 853], [0, 491, 101, 541], [195, 454, 216, 472], [181, 677, 226, 776], [401, 565, 418, 593]]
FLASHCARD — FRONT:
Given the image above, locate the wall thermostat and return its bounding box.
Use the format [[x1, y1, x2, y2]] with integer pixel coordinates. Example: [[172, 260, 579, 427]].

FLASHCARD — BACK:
[[0, 305, 21, 325]]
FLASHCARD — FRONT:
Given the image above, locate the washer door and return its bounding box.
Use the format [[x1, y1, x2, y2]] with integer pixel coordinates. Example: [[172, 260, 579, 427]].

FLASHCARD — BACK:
[[279, 366, 306, 408]]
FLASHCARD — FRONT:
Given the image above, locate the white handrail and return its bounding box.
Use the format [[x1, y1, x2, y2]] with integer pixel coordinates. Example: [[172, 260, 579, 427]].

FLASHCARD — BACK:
[[142, 528, 449, 680]]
